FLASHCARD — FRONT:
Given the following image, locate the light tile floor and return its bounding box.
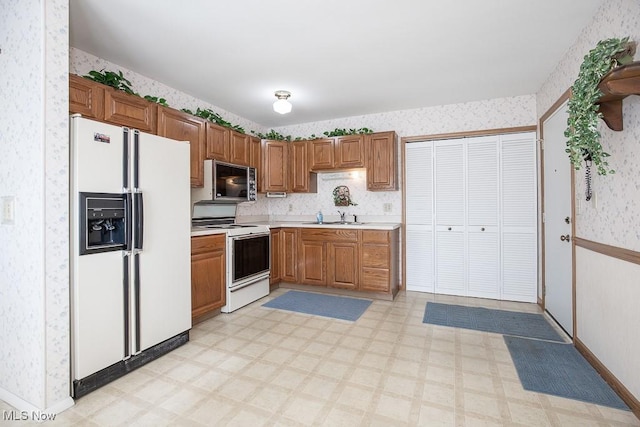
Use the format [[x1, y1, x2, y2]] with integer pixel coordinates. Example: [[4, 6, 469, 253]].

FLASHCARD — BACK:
[[2, 289, 638, 426]]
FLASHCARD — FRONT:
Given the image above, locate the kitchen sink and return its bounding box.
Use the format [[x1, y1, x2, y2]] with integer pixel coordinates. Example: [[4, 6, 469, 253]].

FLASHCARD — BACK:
[[301, 221, 367, 225]]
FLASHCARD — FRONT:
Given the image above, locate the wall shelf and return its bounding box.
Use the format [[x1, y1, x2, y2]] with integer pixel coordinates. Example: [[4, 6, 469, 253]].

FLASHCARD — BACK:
[[597, 61, 640, 131]]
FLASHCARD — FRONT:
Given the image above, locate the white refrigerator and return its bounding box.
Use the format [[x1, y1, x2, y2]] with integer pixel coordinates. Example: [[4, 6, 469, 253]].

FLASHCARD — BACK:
[[70, 115, 191, 397]]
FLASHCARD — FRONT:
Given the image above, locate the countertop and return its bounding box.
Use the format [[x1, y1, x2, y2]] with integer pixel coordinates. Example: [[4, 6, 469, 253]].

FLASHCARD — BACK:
[[191, 221, 401, 237]]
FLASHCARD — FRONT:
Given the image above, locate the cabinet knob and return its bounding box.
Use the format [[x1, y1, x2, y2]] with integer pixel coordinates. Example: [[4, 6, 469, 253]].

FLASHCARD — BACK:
[[481, 227, 485, 231], [447, 227, 452, 231]]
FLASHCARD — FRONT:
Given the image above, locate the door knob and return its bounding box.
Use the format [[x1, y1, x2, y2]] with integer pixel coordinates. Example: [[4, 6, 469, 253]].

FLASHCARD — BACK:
[[560, 234, 571, 242]]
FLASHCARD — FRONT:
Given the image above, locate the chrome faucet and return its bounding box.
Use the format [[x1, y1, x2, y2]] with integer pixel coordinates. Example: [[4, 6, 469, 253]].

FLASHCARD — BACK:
[[337, 210, 346, 223]]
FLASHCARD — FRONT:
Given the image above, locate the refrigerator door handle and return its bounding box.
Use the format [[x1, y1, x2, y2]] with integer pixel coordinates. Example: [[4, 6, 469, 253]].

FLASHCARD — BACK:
[[133, 252, 141, 354], [125, 193, 133, 251], [133, 130, 140, 190], [123, 252, 131, 358], [122, 128, 130, 190], [134, 193, 144, 250]]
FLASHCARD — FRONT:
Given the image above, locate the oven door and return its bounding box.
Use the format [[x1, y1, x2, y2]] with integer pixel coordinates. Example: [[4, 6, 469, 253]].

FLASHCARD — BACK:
[[231, 233, 270, 284]]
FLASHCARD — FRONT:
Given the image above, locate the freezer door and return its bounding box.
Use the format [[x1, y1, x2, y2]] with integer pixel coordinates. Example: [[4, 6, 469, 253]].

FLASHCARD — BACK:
[[72, 251, 127, 379], [133, 132, 192, 352], [71, 116, 128, 193]]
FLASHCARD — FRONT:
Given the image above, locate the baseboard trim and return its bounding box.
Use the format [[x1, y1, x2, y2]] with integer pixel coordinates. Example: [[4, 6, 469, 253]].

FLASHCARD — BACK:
[[0, 388, 73, 415], [574, 337, 640, 419]]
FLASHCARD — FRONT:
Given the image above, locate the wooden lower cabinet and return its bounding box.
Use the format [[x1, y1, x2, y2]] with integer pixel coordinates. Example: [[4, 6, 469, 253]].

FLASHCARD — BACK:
[[300, 240, 326, 286], [270, 228, 282, 288], [281, 228, 298, 283], [191, 234, 226, 323], [272, 227, 398, 298], [328, 242, 358, 289], [360, 229, 399, 294]]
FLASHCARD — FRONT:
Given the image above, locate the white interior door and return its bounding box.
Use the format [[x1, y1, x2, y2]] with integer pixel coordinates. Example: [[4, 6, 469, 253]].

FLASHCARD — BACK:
[[405, 142, 434, 292], [543, 101, 574, 337]]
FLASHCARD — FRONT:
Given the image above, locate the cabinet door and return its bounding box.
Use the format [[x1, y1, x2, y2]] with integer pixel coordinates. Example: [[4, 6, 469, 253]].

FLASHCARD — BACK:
[[104, 89, 157, 133], [205, 122, 230, 162], [300, 240, 326, 286], [270, 228, 282, 287], [290, 141, 317, 193], [309, 139, 335, 170], [230, 131, 250, 166], [249, 136, 261, 169], [262, 140, 288, 192], [157, 106, 206, 187], [191, 235, 226, 322], [328, 242, 358, 289], [335, 135, 365, 168], [366, 131, 397, 191], [69, 74, 104, 119], [282, 228, 298, 282]]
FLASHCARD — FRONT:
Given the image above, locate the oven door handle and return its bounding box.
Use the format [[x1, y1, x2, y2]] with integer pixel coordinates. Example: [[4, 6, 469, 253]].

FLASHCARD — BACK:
[[230, 232, 270, 241]]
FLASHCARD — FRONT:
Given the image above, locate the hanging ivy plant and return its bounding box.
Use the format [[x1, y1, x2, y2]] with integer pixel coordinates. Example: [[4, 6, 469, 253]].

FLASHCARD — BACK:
[[564, 37, 635, 175]]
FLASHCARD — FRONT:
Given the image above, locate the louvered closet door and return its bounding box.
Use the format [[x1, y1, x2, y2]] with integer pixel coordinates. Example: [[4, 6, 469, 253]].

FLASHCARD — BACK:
[[405, 142, 434, 292], [466, 137, 500, 299], [434, 141, 465, 295], [501, 133, 537, 302]]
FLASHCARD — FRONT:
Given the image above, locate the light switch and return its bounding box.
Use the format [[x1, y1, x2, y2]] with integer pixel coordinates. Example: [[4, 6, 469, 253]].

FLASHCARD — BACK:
[[2, 196, 15, 225]]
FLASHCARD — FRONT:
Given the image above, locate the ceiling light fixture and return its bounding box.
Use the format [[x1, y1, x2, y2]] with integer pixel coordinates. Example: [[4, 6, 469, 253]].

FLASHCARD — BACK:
[[273, 90, 292, 114]]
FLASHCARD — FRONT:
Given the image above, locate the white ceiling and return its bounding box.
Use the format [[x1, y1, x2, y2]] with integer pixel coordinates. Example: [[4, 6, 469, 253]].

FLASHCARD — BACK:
[[69, 0, 603, 128]]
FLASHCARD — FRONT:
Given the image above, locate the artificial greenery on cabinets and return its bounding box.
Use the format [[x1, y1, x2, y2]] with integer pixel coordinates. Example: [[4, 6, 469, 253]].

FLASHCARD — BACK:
[[564, 37, 636, 176], [83, 69, 169, 106]]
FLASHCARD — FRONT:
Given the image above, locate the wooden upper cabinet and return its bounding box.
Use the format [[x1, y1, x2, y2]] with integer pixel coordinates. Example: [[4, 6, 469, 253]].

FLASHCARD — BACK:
[[69, 74, 155, 132], [157, 106, 206, 187], [290, 141, 317, 193], [366, 131, 398, 191], [309, 139, 335, 170], [104, 89, 157, 133], [229, 131, 250, 166], [205, 122, 230, 162], [335, 135, 365, 168], [249, 136, 261, 170], [262, 140, 288, 192], [69, 74, 104, 119]]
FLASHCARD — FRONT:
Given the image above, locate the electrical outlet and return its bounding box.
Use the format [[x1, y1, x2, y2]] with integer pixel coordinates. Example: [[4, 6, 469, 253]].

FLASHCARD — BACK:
[[288, 203, 293, 212], [2, 196, 15, 225], [383, 202, 392, 213]]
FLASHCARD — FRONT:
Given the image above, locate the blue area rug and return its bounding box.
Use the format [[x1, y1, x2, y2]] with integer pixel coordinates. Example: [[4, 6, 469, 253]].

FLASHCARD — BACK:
[[262, 291, 372, 321], [423, 302, 564, 342], [504, 336, 629, 410]]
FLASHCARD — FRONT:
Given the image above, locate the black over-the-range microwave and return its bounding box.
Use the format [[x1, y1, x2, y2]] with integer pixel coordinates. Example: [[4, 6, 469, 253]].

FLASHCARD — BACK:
[[213, 161, 257, 202]]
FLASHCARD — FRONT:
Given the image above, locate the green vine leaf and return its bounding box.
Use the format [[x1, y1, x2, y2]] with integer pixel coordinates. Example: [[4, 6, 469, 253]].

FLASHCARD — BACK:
[[565, 37, 635, 175]]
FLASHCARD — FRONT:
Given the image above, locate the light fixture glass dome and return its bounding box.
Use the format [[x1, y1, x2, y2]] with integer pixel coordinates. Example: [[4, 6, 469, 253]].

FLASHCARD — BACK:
[[273, 90, 292, 114]]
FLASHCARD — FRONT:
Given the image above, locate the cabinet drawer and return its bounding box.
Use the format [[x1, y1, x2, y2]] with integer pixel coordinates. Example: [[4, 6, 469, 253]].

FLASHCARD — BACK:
[[300, 228, 358, 242], [191, 234, 226, 255], [361, 230, 389, 244], [361, 245, 389, 268], [360, 268, 390, 292]]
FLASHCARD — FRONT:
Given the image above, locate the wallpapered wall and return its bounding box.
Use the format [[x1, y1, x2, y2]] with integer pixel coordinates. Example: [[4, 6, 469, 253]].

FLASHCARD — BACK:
[[536, 0, 640, 401], [0, 0, 71, 411]]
